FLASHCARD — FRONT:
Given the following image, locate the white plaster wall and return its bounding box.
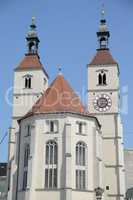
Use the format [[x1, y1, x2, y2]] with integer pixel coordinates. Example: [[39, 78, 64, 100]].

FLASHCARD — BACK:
[[14, 70, 48, 95], [124, 150, 133, 190], [13, 69, 48, 117], [72, 191, 94, 199], [7, 67, 48, 200], [17, 113, 101, 200], [88, 65, 119, 90], [104, 167, 118, 194]]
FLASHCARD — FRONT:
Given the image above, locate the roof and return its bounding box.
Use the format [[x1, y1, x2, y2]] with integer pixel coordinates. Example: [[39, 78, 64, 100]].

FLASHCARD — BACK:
[[25, 74, 86, 116], [89, 49, 118, 65], [19, 74, 101, 128], [15, 54, 49, 77]]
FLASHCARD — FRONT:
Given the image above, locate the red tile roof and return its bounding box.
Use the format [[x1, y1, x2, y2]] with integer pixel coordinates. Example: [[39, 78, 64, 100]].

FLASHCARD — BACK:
[[16, 54, 43, 70], [89, 49, 118, 65], [15, 54, 49, 77], [27, 74, 86, 115]]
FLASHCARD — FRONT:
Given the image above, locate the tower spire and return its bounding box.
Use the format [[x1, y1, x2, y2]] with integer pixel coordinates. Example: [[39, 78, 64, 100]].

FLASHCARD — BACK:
[[26, 17, 40, 55], [97, 5, 110, 50]]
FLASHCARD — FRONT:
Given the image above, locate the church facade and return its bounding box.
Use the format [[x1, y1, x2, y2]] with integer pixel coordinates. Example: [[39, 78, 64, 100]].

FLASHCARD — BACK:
[[7, 13, 125, 200]]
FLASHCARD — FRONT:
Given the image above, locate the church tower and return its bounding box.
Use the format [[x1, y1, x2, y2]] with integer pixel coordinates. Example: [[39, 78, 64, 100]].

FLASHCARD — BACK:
[[7, 18, 49, 200], [13, 17, 49, 120], [87, 10, 125, 200]]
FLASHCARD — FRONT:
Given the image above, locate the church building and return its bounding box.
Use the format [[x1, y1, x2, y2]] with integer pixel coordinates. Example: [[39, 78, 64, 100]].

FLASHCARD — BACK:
[[7, 11, 125, 200]]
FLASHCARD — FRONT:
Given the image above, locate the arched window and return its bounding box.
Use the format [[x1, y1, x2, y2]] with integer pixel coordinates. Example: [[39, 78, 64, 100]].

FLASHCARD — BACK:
[[24, 75, 32, 89], [23, 144, 30, 190], [76, 142, 86, 190], [98, 73, 103, 85], [45, 140, 58, 188], [103, 73, 106, 85], [98, 71, 107, 86]]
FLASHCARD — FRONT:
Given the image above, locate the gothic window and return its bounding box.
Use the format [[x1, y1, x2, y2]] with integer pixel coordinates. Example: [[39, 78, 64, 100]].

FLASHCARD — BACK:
[[76, 142, 86, 166], [23, 144, 30, 190], [24, 75, 32, 89], [76, 142, 86, 190], [76, 170, 86, 190], [50, 121, 54, 132], [27, 125, 31, 136], [98, 70, 107, 86], [46, 120, 58, 133], [45, 141, 58, 188], [98, 73, 102, 85], [103, 73, 106, 85], [78, 123, 83, 134], [76, 122, 86, 135]]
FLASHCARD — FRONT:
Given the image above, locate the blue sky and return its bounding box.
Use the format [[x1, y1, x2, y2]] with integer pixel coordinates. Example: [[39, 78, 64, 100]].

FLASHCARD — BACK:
[[0, 0, 133, 162]]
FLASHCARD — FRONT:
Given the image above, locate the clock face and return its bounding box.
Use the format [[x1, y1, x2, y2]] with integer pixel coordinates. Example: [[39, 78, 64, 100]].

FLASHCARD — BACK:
[[93, 94, 112, 112]]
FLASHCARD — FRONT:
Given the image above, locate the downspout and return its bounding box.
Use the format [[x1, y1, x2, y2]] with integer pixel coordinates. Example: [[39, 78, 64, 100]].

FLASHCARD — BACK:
[[15, 122, 21, 200]]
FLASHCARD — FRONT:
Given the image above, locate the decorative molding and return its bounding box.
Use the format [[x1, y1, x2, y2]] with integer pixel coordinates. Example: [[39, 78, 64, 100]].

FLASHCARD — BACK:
[[87, 64, 118, 68], [13, 92, 41, 96], [45, 132, 59, 135], [87, 89, 119, 92], [76, 133, 87, 136], [87, 112, 118, 116], [96, 69, 108, 72], [15, 67, 49, 79], [35, 188, 94, 193], [105, 165, 123, 168], [108, 194, 124, 197], [102, 136, 122, 140], [72, 189, 94, 193]]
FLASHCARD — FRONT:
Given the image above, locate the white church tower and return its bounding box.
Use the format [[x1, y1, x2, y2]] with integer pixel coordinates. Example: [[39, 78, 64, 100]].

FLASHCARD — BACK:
[[7, 17, 49, 200], [87, 10, 125, 200]]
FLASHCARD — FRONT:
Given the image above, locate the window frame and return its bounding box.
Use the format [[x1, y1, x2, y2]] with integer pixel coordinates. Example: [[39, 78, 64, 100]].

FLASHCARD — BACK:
[[23, 74, 33, 89], [45, 140, 58, 189], [96, 69, 108, 86], [46, 120, 59, 134], [76, 121, 86, 136], [75, 141, 87, 190], [23, 144, 30, 190]]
